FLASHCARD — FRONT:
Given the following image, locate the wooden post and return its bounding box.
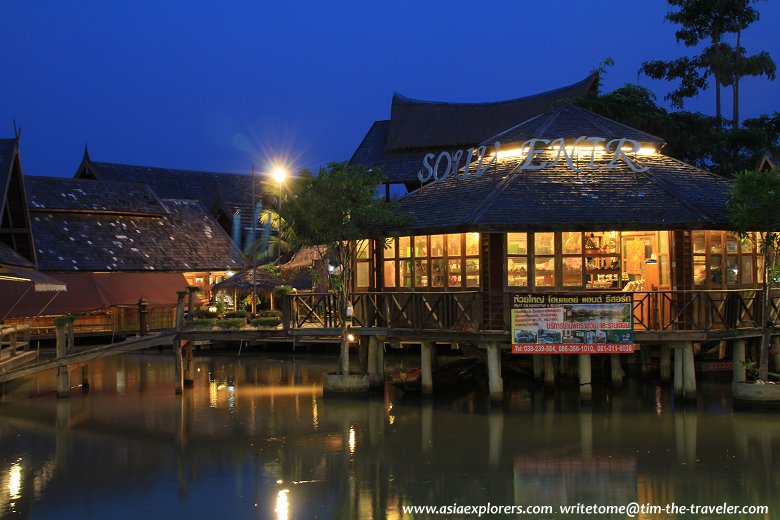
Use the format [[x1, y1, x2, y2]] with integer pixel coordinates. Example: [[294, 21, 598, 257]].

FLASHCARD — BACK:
[[640, 345, 652, 376], [81, 365, 89, 392], [9, 326, 17, 357], [367, 336, 383, 388], [138, 298, 148, 335], [55, 323, 69, 398], [660, 344, 672, 382], [682, 341, 697, 400], [610, 354, 624, 386], [674, 344, 683, 397], [772, 337, 780, 374], [733, 339, 746, 382], [421, 341, 433, 395], [578, 354, 592, 400], [66, 321, 75, 354], [543, 355, 555, 387], [183, 340, 194, 388], [174, 293, 186, 394], [187, 287, 196, 318], [358, 336, 369, 374], [533, 355, 543, 381], [487, 342, 503, 401]]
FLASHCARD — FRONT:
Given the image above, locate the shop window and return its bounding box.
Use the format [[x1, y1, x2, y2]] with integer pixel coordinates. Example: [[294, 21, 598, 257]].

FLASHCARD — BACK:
[[465, 258, 480, 287], [563, 257, 583, 286], [507, 233, 528, 287], [466, 233, 480, 256], [356, 262, 370, 288], [447, 233, 462, 256], [355, 240, 371, 288], [383, 233, 479, 289], [383, 261, 396, 287], [692, 231, 759, 289]]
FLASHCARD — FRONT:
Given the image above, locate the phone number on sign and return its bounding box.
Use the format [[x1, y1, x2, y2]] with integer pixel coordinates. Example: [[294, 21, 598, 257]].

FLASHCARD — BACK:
[[511, 344, 636, 354]]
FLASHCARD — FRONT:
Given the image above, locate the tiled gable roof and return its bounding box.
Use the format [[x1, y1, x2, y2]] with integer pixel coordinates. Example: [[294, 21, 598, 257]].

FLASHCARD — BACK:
[[83, 160, 253, 205], [349, 121, 445, 185], [392, 152, 732, 233], [25, 177, 244, 272], [350, 74, 599, 185], [386, 73, 598, 151], [482, 104, 665, 147], [25, 176, 166, 215]]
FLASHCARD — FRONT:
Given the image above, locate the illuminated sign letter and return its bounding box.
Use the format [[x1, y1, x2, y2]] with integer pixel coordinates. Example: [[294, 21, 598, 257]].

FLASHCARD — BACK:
[[518, 138, 550, 171], [474, 142, 500, 177], [606, 138, 648, 173], [458, 147, 476, 180], [433, 151, 452, 182], [419, 153, 435, 182]]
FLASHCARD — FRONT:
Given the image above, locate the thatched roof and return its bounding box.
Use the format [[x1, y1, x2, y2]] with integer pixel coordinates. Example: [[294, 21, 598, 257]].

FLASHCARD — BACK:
[[211, 268, 284, 292]]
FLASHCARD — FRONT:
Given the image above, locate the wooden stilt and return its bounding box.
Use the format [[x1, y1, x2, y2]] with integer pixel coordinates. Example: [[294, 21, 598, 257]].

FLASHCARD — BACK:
[[543, 355, 555, 387], [610, 354, 624, 386], [674, 344, 683, 398], [533, 355, 543, 381], [682, 342, 697, 400], [487, 342, 503, 401], [81, 365, 89, 393], [183, 341, 194, 388], [55, 323, 69, 398], [421, 341, 433, 395], [733, 339, 746, 382], [578, 354, 592, 400], [772, 337, 780, 373], [640, 346, 652, 376], [660, 344, 672, 382], [174, 339, 184, 395]]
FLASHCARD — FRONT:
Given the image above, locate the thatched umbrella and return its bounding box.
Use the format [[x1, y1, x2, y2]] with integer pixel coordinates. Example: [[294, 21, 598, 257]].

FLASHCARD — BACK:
[[211, 268, 284, 311], [280, 246, 328, 292]]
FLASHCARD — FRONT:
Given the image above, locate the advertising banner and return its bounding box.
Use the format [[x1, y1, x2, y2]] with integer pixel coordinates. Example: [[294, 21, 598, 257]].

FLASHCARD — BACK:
[[511, 293, 635, 354]]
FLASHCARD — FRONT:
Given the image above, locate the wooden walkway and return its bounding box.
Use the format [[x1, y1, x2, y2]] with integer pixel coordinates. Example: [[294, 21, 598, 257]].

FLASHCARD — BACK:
[[0, 329, 176, 384]]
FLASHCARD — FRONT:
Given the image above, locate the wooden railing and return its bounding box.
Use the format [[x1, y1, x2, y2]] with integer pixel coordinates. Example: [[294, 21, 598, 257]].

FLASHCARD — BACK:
[[288, 289, 780, 334]]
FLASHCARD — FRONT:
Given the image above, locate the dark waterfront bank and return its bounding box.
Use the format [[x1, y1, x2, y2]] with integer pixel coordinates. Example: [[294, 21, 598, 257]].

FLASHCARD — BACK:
[[1, 352, 778, 519]]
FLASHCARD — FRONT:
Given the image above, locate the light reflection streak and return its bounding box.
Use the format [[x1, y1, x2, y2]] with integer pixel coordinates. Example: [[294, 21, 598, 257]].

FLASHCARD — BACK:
[[9, 461, 22, 500], [275, 489, 290, 520], [348, 426, 356, 454], [209, 380, 218, 408], [312, 398, 319, 430]]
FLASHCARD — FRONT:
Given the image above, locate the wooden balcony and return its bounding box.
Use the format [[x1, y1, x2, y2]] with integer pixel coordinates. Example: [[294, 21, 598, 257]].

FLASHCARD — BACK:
[[287, 289, 780, 343]]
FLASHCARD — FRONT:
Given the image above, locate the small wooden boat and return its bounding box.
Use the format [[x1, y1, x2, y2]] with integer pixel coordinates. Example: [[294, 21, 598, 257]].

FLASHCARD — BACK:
[[390, 357, 482, 393]]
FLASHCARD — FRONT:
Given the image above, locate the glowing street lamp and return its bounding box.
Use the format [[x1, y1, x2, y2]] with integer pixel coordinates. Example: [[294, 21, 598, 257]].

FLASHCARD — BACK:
[[272, 167, 287, 263]]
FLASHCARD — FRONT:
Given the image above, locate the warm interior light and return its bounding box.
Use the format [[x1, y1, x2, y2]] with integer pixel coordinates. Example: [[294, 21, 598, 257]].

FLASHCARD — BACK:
[[636, 147, 657, 155], [225, 270, 235, 278], [347, 333, 356, 343], [272, 167, 287, 184]]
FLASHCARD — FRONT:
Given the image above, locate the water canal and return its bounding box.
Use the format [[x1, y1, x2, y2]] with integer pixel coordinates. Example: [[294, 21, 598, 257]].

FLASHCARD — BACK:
[[1, 351, 778, 519]]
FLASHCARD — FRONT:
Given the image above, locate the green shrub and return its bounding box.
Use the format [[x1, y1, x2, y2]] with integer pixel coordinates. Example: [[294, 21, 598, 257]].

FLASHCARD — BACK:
[[218, 318, 245, 330], [273, 285, 293, 297], [257, 309, 282, 318], [224, 310, 249, 319], [187, 318, 216, 328], [199, 310, 218, 319], [251, 316, 282, 328], [54, 315, 76, 327]]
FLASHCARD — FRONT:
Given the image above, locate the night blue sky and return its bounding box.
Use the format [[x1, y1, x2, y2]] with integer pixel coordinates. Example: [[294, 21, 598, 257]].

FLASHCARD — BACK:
[[3, 1, 779, 179]]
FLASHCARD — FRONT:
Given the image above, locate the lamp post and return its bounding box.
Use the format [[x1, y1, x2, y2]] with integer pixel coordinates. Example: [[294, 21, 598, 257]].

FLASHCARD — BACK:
[[251, 165, 257, 315], [272, 167, 287, 263]]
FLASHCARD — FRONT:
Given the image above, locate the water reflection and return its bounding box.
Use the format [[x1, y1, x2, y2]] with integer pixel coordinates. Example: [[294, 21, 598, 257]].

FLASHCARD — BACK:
[[1, 353, 779, 519]]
